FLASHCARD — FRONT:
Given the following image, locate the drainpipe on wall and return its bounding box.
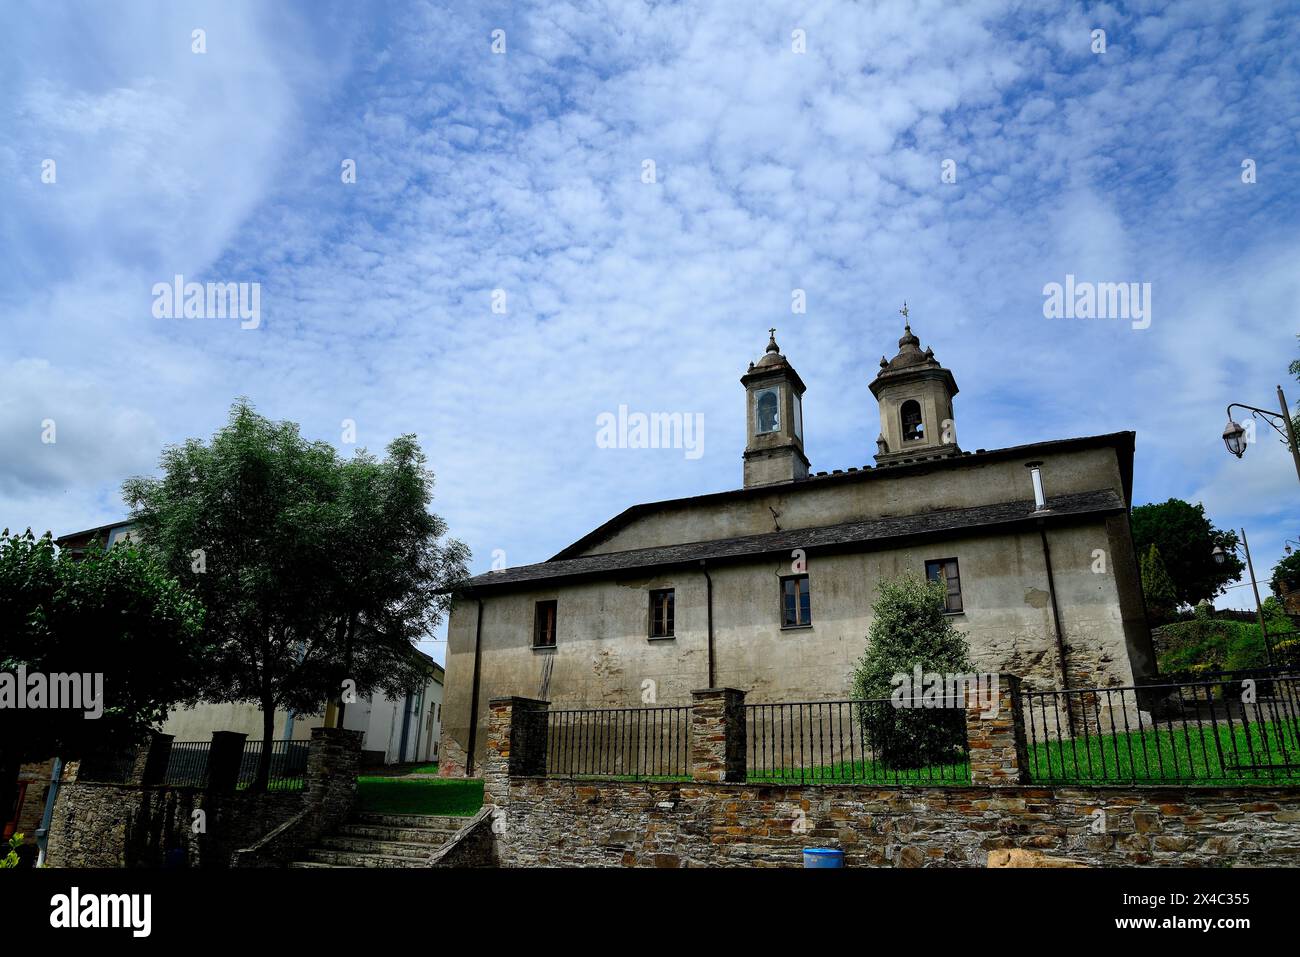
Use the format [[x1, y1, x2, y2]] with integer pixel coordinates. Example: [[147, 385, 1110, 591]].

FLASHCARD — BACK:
[[701, 560, 715, 688], [465, 597, 485, 776], [35, 757, 62, 867], [1027, 461, 1075, 733]]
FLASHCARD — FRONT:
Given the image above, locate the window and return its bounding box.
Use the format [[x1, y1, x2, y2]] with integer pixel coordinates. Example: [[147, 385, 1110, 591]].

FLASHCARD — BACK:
[[649, 588, 675, 638], [755, 387, 780, 433], [926, 559, 963, 613], [533, 600, 557, 647], [781, 574, 812, 627], [793, 392, 803, 441], [901, 399, 924, 441]]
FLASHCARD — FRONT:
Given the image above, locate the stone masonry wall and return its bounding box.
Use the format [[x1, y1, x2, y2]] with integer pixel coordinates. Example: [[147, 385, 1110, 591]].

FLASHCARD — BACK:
[[45, 784, 299, 868], [47, 727, 361, 868], [486, 672, 1300, 868], [495, 778, 1300, 868]]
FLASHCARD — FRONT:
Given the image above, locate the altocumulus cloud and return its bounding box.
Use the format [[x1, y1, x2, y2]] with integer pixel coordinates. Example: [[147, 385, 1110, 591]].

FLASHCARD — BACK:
[[1, 0, 1299, 640]]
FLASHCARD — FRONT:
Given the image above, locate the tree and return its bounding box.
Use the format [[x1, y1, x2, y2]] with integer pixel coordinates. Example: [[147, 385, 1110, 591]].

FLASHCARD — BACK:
[[1139, 544, 1178, 625], [851, 574, 972, 769], [0, 529, 207, 833], [1271, 551, 1300, 599], [122, 401, 468, 789], [1130, 499, 1243, 607]]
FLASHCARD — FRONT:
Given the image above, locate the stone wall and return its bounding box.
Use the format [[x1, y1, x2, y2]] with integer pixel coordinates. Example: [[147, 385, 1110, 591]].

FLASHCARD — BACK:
[[484, 675, 1300, 868], [493, 777, 1300, 868], [232, 727, 363, 867], [44, 783, 300, 868], [429, 806, 498, 867], [46, 727, 361, 869]]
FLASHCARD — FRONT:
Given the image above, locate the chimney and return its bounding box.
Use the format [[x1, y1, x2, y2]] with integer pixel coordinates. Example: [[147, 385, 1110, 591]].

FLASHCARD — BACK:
[[1025, 461, 1048, 512]]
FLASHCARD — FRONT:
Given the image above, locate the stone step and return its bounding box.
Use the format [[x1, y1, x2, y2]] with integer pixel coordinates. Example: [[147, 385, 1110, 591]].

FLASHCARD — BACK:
[[318, 836, 434, 859], [287, 861, 341, 869], [303, 847, 426, 868], [337, 823, 457, 844], [352, 811, 470, 831]]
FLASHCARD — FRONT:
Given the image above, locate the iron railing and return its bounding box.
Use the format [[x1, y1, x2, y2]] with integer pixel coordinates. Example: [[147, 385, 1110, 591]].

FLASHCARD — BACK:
[[746, 699, 971, 784], [546, 706, 690, 779], [163, 741, 211, 787], [75, 751, 138, 783], [238, 739, 311, 791], [162, 738, 310, 790], [1023, 671, 1300, 785]]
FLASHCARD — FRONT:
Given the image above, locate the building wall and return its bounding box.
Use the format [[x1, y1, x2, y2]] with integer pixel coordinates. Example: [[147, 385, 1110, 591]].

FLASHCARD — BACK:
[[361, 675, 443, 764], [158, 702, 324, 742], [159, 688, 438, 765], [574, 445, 1124, 557], [440, 515, 1148, 775], [7, 760, 56, 845]]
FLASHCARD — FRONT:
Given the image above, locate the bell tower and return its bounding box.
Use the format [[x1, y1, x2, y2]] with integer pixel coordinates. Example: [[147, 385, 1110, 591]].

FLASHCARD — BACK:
[[869, 306, 960, 466], [741, 329, 809, 487]]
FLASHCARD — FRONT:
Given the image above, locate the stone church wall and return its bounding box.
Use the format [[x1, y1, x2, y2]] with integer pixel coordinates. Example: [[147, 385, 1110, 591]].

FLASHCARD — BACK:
[[441, 513, 1146, 773]]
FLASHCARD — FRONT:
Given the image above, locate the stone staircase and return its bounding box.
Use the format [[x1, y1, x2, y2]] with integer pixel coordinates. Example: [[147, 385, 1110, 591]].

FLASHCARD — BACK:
[[289, 812, 471, 868]]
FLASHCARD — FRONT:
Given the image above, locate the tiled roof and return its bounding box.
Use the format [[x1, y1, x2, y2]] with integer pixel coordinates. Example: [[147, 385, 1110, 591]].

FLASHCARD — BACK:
[[459, 488, 1124, 595], [551, 431, 1134, 560]]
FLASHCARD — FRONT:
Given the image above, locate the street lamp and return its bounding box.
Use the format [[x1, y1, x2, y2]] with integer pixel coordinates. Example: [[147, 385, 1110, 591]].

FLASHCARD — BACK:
[[1222, 385, 1300, 483], [1284, 538, 1300, 556], [1213, 528, 1274, 668], [1221, 419, 1248, 458]]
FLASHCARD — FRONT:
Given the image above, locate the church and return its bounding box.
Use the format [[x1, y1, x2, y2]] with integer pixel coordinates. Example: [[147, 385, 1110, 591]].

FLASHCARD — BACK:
[[439, 321, 1154, 775]]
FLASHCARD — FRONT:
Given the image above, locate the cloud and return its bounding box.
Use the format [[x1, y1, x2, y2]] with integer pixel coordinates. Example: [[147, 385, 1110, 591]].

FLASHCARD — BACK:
[[3, 0, 1300, 636]]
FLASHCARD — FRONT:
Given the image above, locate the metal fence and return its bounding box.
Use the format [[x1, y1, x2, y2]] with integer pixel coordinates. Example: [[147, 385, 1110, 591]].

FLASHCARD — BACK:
[[163, 741, 211, 787], [237, 739, 311, 791], [746, 699, 971, 784], [1023, 671, 1300, 785], [162, 738, 311, 790], [546, 706, 690, 779]]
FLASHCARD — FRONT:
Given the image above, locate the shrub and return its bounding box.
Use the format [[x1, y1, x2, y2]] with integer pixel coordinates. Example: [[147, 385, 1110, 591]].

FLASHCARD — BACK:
[[851, 574, 973, 769], [0, 834, 22, 869]]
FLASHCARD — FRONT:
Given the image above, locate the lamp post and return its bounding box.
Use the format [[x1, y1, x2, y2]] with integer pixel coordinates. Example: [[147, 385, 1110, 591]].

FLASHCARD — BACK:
[[1284, 538, 1300, 556], [1221, 385, 1300, 484], [1213, 527, 1274, 667]]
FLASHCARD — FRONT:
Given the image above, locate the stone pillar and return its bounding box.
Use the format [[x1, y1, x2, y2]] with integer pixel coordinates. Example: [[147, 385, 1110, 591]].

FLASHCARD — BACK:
[[690, 688, 746, 783], [483, 697, 550, 806], [129, 731, 174, 786], [205, 731, 247, 793], [965, 673, 1029, 786], [304, 727, 361, 814]]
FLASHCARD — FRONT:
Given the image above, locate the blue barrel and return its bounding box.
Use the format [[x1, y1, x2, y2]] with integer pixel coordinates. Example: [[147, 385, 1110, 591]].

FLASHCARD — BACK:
[[802, 848, 844, 868]]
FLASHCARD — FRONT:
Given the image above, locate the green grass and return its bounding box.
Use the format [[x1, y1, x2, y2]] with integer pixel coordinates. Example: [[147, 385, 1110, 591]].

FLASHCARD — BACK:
[[1026, 719, 1300, 786], [356, 775, 484, 815], [748, 756, 970, 785], [234, 777, 304, 792]]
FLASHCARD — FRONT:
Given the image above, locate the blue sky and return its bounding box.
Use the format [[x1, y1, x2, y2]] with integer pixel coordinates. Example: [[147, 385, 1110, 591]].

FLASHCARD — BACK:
[[3, 0, 1299, 661]]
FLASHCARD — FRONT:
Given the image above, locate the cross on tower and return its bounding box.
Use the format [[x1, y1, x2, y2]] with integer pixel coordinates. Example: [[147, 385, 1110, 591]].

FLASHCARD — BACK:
[[899, 302, 909, 321]]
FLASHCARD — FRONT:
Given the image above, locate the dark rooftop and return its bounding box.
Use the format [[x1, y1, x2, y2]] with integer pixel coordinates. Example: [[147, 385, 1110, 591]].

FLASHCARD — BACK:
[[552, 431, 1134, 561], [459, 487, 1125, 596]]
